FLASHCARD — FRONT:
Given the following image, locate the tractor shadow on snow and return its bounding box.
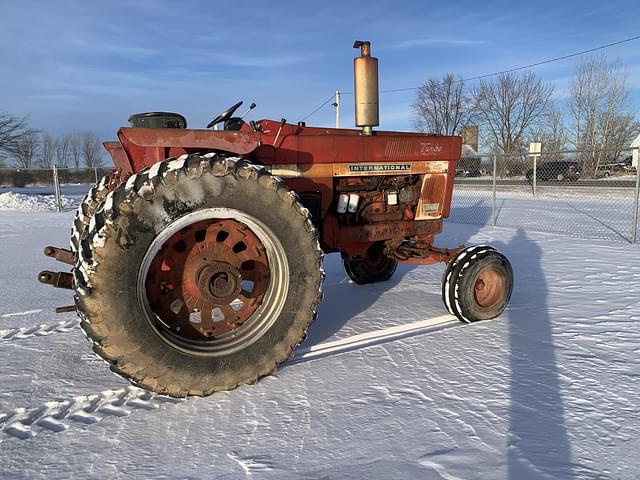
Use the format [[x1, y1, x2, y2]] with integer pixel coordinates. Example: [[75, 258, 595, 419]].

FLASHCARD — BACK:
[[304, 258, 422, 346]]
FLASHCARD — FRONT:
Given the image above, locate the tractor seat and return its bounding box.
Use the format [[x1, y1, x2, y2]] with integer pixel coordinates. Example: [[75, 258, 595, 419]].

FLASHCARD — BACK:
[[128, 112, 187, 129]]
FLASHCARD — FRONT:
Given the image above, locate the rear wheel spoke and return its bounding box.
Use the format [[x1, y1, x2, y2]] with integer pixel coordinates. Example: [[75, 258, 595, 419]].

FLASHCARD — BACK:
[[198, 303, 213, 330]]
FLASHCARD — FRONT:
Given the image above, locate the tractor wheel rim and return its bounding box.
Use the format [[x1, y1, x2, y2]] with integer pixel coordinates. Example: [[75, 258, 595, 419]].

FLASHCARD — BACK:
[[137, 208, 289, 357], [473, 267, 505, 309]]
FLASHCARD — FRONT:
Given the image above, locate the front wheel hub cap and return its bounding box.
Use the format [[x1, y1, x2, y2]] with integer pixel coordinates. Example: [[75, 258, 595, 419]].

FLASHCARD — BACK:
[[473, 268, 505, 309]]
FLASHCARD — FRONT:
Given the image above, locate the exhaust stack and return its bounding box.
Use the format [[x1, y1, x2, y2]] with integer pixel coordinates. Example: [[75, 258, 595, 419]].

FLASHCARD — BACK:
[[353, 40, 379, 135]]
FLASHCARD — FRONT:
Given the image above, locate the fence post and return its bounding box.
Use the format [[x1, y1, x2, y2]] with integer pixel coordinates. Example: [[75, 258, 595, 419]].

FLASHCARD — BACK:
[[492, 155, 497, 227], [632, 148, 640, 243], [533, 154, 538, 197], [528, 143, 541, 197], [94, 167, 98, 184], [52, 165, 62, 213]]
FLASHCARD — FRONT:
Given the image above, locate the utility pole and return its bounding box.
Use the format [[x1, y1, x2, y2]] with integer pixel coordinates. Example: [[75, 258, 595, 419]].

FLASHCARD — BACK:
[[333, 91, 341, 128]]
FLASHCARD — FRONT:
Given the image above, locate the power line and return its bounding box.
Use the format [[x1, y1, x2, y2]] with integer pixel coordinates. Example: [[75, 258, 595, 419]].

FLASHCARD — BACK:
[[374, 34, 640, 94], [300, 94, 336, 122], [301, 34, 640, 119]]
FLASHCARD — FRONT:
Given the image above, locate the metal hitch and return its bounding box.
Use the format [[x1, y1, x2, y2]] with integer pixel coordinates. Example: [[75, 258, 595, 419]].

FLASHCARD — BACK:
[[55, 305, 77, 313], [44, 245, 75, 265], [38, 270, 74, 290], [385, 240, 465, 264]]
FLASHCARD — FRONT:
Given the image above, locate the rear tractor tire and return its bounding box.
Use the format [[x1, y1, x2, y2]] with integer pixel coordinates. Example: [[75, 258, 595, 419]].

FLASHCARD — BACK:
[[343, 242, 398, 285], [74, 154, 324, 397], [442, 246, 513, 323], [70, 175, 111, 253]]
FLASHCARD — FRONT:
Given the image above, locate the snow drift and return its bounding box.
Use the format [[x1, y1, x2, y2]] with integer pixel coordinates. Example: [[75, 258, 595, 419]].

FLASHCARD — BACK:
[[0, 192, 73, 211]]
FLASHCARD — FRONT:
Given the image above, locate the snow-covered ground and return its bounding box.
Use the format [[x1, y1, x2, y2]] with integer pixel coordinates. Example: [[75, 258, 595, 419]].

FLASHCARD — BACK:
[[0, 190, 639, 479], [0, 184, 87, 212], [452, 186, 638, 243], [0, 192, 76, 211]]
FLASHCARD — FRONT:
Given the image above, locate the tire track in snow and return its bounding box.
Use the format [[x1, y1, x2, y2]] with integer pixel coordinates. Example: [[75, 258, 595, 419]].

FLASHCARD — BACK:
[[0, 319, 80, 342], [0, 386, 183, 440], [0, 314, 460, 440]]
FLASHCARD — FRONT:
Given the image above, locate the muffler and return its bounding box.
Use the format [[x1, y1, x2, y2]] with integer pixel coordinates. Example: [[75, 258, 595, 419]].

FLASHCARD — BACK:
[[353, 40, 379, 135]]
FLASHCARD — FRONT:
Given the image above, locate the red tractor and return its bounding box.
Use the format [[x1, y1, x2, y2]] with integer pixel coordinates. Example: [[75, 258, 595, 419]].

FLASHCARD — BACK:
[[39, 41, 512, 397]]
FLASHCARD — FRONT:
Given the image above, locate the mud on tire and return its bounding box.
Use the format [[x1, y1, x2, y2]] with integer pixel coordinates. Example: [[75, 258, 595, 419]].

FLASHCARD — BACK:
[[74, 154, 324, 397], [70, 175, 111, 253]]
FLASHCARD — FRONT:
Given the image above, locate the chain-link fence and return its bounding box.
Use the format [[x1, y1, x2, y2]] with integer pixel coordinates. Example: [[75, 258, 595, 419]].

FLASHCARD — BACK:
[[2, 149, 639, 243], [0, 167, 111, 188], [452, 147, 640, 243]]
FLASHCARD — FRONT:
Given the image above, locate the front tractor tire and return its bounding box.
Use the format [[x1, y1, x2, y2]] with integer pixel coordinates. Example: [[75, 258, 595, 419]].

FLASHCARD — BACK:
[[442, 246, 513, 323], [343, 242, 398, 285], [74, 154, 323, 397]]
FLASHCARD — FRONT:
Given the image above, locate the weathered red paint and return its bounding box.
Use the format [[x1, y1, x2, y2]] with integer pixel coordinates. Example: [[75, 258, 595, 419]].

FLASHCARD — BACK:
[[111, 121, 460, 170], [104, 120, 463, 265], [103, 141, 133, 174]]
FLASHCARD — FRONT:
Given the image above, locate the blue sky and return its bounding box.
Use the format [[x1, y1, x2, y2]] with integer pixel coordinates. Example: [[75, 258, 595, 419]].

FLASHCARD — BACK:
[[1, 0, 639, 141]]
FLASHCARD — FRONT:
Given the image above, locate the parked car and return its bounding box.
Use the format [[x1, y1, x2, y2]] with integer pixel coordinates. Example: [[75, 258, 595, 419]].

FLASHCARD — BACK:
[[526, 160, 580, 183], [597, 161, 627, 178], [11, 169, 34, 188], [455, 168, 483, 177], [463, 169, 483, 177]]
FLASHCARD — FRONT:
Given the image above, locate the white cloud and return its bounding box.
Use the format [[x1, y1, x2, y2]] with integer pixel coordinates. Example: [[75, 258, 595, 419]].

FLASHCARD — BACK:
[[208, 54, 307, 68], [392, 38, 485, 49], [29, 93, 81, 102], [68, 33, 158, 58]]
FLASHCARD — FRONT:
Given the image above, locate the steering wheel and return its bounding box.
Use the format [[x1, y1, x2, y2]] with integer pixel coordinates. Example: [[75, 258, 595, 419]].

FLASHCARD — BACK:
[[206, 101, 243, 129]]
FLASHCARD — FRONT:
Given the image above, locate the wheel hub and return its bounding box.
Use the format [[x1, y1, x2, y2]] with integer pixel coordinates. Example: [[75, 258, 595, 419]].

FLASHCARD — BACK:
[[362, 243, 387, 271], [473, 268, 505, 308], [197, 262, 241, 303]]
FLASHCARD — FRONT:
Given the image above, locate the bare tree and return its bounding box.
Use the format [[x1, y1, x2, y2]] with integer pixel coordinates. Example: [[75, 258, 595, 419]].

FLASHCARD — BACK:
[[15, 131, 40, 168], [568, 55, 640, 176], [38, 132, 57, 168], [527, 104, 567, 161], [0, 112, 31, 158], [412, 74, 472, 135], [55, 133, 72, 167], [472, 71, 553, 154], [69, 133, 83, 168], [81, 132, 103, 168]]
